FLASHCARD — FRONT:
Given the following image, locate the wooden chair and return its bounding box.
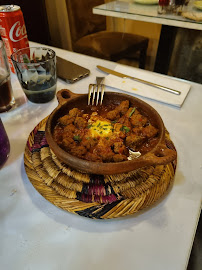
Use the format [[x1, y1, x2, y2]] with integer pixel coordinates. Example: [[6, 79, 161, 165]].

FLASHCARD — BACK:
[[65, 0, 149, 69]]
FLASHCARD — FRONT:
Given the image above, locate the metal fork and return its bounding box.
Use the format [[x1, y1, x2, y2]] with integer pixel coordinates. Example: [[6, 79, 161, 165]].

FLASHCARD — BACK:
[[88, 77, 105, 106]]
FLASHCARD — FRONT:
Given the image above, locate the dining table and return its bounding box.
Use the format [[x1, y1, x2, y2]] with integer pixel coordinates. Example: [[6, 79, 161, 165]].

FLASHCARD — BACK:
[[0, 41, 201, 270], [93, 0, 202, 74]]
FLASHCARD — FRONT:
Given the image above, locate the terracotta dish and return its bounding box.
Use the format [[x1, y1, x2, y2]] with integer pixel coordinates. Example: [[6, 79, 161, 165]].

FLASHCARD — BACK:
[[45, 89, 177, 175]]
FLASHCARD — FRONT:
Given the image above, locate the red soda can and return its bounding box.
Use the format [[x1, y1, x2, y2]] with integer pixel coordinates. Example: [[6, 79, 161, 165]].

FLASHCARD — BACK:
[[0, 5, 29, 73]]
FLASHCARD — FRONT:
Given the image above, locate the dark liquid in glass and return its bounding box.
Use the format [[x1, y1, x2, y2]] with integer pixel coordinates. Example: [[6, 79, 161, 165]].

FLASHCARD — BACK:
[[175, 0, 185, 5], [159, 0, 169, 6], [0, 76, 13, 112], [22, 77, 56, 103], [0, 118, 10, 168]]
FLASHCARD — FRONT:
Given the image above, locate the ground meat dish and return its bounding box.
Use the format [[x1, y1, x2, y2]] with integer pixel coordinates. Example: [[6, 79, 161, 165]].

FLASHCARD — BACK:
[[53, 100, 159, 163]]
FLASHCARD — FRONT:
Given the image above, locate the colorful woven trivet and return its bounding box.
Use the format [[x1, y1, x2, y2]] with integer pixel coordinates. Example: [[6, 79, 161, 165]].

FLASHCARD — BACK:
[[24, 116, 177, 219]]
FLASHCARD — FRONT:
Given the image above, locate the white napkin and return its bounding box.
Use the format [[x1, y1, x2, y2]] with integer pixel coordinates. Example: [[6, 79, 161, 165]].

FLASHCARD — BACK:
[[104, 65, 191, 107]]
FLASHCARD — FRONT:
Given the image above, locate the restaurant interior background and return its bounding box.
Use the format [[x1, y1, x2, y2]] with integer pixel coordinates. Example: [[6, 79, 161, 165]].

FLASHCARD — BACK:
[[0, 0, 201, 269], [1, 0, 201, 84]]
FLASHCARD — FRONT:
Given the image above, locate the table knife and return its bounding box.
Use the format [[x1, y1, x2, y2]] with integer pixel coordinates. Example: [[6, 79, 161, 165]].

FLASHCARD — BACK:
[[97, 65, 181, 95]]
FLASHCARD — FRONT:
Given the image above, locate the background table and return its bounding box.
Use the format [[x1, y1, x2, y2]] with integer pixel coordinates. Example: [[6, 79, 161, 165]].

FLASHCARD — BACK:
[[0, 41, 201, 270], [93, 0, 202, 30], [93, 0, 202, 74]]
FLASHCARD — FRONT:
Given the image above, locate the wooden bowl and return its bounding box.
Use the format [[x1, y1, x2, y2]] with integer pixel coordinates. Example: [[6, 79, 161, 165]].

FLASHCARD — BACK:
[[45, 89, 177, 175]]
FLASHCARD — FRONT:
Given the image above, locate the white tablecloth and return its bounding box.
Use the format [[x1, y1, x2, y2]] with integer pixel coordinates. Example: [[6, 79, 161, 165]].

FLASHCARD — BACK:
[[0, 42, 201, 270]]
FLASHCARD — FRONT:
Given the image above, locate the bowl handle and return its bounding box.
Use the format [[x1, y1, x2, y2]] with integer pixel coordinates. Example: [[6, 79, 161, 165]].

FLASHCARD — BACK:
[[57, 89, 81, 105], [142, 142, 177, 166]]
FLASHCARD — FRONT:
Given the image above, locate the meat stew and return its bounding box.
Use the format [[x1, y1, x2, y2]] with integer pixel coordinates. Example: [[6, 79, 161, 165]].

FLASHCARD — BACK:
[[53, 100, 159, 163]]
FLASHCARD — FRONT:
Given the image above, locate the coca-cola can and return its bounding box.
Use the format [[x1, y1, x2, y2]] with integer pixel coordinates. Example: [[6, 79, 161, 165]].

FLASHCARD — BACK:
[[0, 5, 29, 73]]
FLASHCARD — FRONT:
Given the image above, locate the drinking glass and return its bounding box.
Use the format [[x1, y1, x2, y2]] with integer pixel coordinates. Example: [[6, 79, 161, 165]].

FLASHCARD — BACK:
[[11, 47, 57, 103], [0, 118, 10, 168], [173, 0, 186, 14], [158, 0, 170, 14], [0, 39, 15, 112]]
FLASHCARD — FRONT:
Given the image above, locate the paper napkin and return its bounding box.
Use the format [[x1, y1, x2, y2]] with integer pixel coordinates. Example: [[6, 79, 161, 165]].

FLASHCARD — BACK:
[[104, 65, 191, 107]]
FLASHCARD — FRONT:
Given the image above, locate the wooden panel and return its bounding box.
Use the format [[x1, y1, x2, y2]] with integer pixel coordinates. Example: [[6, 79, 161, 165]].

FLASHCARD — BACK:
[[45, 0, 72, 50]]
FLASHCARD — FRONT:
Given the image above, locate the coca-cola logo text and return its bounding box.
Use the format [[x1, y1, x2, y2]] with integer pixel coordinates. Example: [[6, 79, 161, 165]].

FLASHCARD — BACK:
[[9, 21, 27, 42]]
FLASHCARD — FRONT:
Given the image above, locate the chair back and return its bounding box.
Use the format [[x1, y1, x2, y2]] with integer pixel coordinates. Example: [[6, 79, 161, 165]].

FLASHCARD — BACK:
[[65, 0, 106, 44]]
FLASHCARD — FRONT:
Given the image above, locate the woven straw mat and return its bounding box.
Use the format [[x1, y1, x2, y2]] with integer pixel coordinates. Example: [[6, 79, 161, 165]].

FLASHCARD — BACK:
[[24, 116, 177, 219]]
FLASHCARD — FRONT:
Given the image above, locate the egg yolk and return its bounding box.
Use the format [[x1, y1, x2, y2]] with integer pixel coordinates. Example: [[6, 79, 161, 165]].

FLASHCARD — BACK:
[[89, 120, 113, 138]]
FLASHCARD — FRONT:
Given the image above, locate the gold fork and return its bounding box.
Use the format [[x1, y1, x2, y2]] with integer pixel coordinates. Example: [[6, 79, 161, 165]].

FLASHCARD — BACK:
[[88, 77, 105, 106]]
